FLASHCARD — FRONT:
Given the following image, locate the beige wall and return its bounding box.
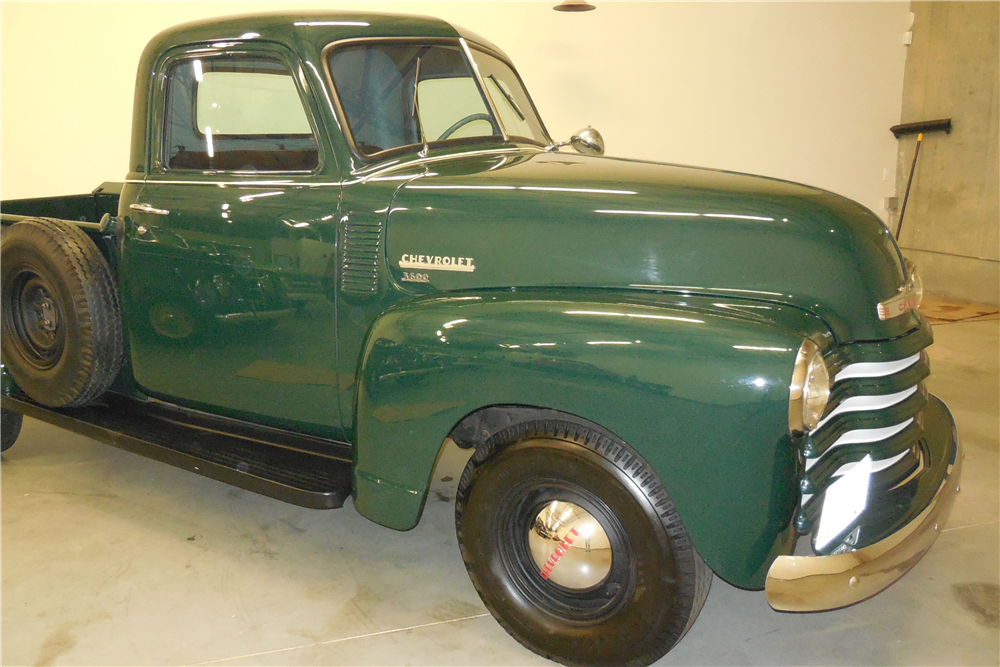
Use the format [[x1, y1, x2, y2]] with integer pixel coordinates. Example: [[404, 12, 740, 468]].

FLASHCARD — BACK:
[[2, 1, 910, 222], [892, 1, 1000, 306]]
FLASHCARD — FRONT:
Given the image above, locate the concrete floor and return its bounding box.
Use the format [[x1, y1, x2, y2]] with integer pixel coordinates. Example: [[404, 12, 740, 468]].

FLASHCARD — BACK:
[[2, 319, 997, 666]]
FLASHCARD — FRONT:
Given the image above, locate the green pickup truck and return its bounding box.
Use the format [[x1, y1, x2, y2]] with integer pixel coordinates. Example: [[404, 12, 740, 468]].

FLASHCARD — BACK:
[[0, 12, 961, 667]]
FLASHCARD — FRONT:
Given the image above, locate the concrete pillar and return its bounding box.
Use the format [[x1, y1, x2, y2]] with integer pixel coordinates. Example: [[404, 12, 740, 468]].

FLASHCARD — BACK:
[[892, 1, 999, 306]]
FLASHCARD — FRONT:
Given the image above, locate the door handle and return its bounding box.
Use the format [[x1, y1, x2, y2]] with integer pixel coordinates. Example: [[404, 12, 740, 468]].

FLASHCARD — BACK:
[[130, 203, 170, 216]]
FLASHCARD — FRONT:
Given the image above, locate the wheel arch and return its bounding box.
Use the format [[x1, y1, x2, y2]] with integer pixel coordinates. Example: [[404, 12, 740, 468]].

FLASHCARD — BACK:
[[352, 288, 827, 588]]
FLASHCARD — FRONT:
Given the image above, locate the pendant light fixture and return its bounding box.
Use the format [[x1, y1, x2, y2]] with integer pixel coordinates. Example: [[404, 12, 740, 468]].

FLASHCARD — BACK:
[[554, 1, 596, 12]]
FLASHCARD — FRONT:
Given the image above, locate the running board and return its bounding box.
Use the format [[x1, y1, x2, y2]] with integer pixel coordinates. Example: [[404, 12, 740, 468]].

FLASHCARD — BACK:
[[1, 391, 353, 509]]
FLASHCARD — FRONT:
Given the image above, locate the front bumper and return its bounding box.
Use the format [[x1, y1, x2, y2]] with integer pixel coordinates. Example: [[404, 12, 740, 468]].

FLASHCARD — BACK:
[[765, 394, 961, 612]]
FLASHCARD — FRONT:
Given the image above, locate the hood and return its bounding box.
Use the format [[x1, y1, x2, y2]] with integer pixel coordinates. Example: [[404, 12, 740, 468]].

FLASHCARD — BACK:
[[385, 149, 918, 343]]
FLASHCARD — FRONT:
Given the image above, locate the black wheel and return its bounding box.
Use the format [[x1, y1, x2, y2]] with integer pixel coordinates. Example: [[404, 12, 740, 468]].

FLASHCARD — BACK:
[[455, 417, 711, 667], [1, 408, 22, 453], [1, 218, 123, 407]]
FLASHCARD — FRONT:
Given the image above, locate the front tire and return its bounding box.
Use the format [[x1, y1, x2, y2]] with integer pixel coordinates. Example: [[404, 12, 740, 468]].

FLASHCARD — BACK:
[[455, 417, 711, 667], [1, 408, 22, 453]]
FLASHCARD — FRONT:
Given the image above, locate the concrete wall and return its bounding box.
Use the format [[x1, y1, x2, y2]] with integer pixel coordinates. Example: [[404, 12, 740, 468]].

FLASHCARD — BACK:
[[2, 1, 910, 223], [892, 1, 1000, 305]]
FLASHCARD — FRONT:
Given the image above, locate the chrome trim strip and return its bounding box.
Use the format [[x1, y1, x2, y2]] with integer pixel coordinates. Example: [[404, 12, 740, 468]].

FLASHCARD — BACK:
[[130, 203, 170, 216], [215, 308, 296, 323], [831, 448, 910, 478], [834, 353, 921, 382], [805, 419, 914, 470], [348, 147, 539, 183], [814, 386, 918, 430], [890, 444, 927, 490], [130, 178, 329, 186], [128, 147, 542, 188]]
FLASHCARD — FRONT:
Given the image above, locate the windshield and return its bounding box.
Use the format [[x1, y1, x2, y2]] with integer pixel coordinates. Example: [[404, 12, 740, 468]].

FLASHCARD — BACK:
[[329, 43, 499, 157], [327, 41, 549, 158]]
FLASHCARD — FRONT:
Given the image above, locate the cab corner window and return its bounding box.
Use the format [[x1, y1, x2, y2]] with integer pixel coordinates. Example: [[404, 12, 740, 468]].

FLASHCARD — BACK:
[[164, 56, 319, 172]]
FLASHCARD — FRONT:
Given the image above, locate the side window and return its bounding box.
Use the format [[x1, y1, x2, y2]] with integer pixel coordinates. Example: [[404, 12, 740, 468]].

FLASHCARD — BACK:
[[164, 56, 319, 172]]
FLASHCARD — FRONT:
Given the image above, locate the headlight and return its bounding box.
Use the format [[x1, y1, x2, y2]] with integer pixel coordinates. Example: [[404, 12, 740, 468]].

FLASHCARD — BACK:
[[877, 259, 923, 320], [789, 340, 831, 433]]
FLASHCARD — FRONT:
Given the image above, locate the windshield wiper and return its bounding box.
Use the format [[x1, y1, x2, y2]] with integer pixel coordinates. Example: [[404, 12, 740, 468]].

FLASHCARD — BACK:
[[412, 56, 429, 157], [487, 74, 525, 121]]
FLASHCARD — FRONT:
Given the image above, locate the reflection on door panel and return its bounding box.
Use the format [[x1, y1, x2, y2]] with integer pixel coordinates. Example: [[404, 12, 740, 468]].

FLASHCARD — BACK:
[[124, 49, 344, 439]]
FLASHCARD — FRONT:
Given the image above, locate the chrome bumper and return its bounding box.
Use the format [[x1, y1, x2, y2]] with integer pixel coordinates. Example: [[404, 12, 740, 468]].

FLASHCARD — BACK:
[[765, 431, 962, 612]]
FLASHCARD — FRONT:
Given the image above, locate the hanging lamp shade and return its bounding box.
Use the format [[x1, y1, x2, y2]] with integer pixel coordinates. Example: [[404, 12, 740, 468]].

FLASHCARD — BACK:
[[553, 1, 596, 12]]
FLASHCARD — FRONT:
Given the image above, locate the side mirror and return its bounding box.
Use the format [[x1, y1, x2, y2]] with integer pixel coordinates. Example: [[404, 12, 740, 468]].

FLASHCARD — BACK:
[[569, 127, 605, 156], [547, 126, 605, 156]]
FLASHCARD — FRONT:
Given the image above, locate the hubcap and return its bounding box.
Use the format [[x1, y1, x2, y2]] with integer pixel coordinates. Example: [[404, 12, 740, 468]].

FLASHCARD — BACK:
[[149, 302, 194, 339], [528, 500, 613, 590]]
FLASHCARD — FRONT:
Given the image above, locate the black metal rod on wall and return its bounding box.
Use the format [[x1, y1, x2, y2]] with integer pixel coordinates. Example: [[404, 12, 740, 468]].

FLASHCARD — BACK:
[[889, 118, 952, 241], [896, 133, 923, 241]]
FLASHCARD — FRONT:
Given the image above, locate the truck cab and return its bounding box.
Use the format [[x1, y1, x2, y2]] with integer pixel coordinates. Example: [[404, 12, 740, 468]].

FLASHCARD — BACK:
[[1, 13, 961, 667]]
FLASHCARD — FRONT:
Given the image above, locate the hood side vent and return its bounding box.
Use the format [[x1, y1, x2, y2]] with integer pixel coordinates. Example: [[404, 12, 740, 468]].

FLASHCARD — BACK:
[[341, 218, 382, 296]]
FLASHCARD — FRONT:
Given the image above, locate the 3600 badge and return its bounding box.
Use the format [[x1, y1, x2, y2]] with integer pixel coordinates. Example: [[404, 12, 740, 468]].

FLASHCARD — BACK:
[[401, 272, 430, 283]]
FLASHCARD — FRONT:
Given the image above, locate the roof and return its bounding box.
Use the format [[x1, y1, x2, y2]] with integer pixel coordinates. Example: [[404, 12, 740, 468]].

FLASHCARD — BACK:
[[142, 11, 507, 62]]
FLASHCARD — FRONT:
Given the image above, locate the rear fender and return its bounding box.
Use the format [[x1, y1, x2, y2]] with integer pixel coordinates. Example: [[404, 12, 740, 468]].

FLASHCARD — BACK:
[[353, 289, 829, 588]]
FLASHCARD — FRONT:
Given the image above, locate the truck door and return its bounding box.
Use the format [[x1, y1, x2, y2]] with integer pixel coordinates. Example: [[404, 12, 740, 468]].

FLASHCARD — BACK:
[[121, 42, 346, 439]]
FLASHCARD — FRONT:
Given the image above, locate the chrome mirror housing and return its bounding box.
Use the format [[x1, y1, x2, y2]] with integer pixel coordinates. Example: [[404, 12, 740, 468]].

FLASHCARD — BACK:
[[569, 127, 604, 155], [547, 126, 605, 155]]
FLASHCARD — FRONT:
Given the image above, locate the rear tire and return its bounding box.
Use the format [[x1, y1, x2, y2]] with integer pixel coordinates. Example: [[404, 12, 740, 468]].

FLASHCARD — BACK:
[[1, 408, 22, 452], [455, 417, 711, 667], [1, 218, 123, 407]]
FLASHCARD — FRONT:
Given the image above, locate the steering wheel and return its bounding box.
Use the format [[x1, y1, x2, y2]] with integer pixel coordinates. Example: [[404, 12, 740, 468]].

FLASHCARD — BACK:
[[437, 113, 493, 141]]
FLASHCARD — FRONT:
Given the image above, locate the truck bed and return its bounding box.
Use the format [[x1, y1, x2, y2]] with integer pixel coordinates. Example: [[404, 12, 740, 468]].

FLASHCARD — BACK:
[[0, 182, 122, 226]]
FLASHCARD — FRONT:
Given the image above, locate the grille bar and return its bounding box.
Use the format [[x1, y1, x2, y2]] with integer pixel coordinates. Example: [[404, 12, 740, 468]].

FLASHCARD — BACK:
[[803, 386, 927, 459], [815, 385, 917, 430], [828, 352, 929, 406], [835, 352, 920, 381]]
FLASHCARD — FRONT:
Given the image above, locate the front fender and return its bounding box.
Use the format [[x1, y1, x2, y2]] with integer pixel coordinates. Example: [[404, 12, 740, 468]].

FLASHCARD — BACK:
[[353, 289, 829, 588]]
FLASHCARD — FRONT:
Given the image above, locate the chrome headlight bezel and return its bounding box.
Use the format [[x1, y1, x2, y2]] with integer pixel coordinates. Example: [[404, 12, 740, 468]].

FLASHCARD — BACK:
[[789, 339, 831, 433]]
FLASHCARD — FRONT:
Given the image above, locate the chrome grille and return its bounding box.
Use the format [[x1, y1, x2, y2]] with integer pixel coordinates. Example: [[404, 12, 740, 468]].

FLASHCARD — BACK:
[[794, 329, 934, 553]]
